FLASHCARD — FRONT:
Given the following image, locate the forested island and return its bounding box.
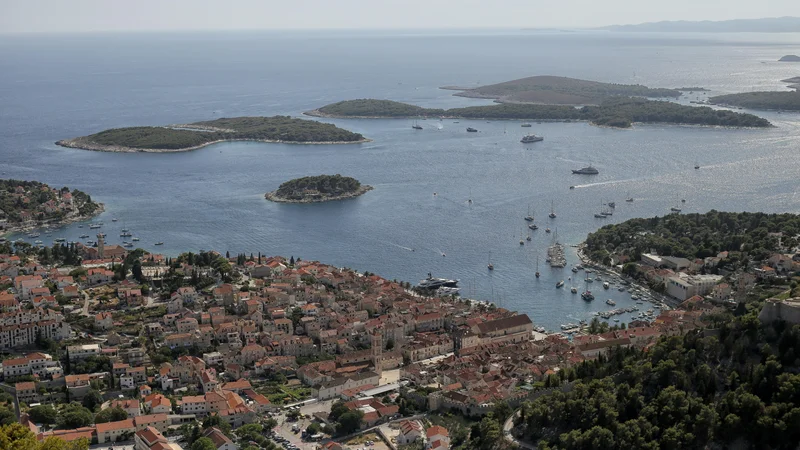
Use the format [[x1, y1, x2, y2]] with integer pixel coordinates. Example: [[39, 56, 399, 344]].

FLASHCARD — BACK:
[[710, 90, 800, 111], [57, 116, 367, 153], [265, 175, 372, 203], [441, 75, 681, 105], [0, 179, 102, 232], [514, 210, 800, 449], [779, 55, 800, 62], [309, 98, 772, 129]]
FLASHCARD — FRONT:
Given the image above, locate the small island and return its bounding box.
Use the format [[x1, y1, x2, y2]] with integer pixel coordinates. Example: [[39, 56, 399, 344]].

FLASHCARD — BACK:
[[779, 55, 800, 62], [57, 116, 368, 153], [0, 179, 103, 233], [265, 175, 372, 203], [308, 97, 772, 129], [441, 75, 681, 105]]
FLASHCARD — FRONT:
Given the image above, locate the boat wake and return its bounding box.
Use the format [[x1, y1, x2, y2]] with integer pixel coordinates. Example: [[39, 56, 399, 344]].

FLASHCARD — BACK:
[[387, 242, 415, 252]]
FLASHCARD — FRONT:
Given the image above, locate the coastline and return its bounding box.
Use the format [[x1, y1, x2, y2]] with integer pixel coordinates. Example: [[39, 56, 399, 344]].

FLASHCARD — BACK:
[[307, 110, 771, 129], [265, 185, 373, 203], [1, 202, 105, 237], [55, 136, 372, 153]]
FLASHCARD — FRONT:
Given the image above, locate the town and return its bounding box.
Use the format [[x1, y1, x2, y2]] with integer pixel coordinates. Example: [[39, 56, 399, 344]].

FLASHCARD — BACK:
[[1, 227, 799, 450]]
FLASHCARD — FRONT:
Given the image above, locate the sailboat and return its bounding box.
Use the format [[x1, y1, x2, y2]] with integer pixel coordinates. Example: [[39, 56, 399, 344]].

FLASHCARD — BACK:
[[670, 196, 682, 213], [487, 252, 494, 271], [694, 160, 700, 170], [535, 256, 540, 278], [412, 120, 423, 130], [625, 192, 634, 202], [570, 279, 578, 294], [548, 200, 557, 218], [524, 205, 534, 222], [526, 230, 532, 242], [581, 274, 594, 301]]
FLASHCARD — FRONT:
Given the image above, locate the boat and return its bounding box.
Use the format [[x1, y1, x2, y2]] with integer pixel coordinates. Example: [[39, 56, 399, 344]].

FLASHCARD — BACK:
[[435, 286, 460, 297], [586, 278, 594, 283], [556, 280, 564, 288], [535, 256, 540, 278], [569, 186, 575, 189], [466, 127, 478, 132], [521, 123, 532, 127], [618, 286, 625, 291], [607, 202, 615, 208], [548, 200, 556, 219], [524, 205, 534, 222], [487, 252, 494, 271], [594, 213, 606, 218], [77, 225, 83, 228], [27, 233, 40, 238], [412, 120, 423, 130], [603, 282, 610, 289], [545, 228, 551, 233], [112, 218, 118, 222], [571, 286, 578, 294], [581, 290, 595, 301], [521, 134, 544, 143], [606, 299, 616, 306], [519, 238, 524, 245], [54, 238, 66, 243], [625, 193, 634, 203], [572, 267, 578, 273], [417, 273, 458, 290], [34, 240, 42, 244], [79, 234, 89, 238], [123, 242, 134, 248], [132, 237, 140, 241], [121, 228, 129, 232], [120, 232, 132, 237], [89, 224, 101, 229], [572, 165, 599, 175], [528, 223, 538, 230], [694, 160, 700, 170], [154, 242, 164, 245], [670, 206, 682, 213], [526, 234, 531, 242]]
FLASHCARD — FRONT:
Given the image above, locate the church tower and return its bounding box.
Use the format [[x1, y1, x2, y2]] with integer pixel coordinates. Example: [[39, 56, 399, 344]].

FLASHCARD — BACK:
[[371, 329, 383, 375], [97, 233, 105, 259]]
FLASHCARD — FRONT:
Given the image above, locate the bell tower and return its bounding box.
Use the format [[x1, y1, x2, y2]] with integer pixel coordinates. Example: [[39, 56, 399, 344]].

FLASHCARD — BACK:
[[371, 329, 383, 375], [97, 233, 105, 259]]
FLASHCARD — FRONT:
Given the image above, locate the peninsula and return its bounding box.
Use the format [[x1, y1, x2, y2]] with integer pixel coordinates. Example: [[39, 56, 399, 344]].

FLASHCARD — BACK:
[[709, 89, 800, 111], [308, 98, 772, 129], [779, 54, 800, 62], [56, 116, 368, 153], [0, 179, 102, 234], [441, 75, 681, 105], [265, 174, 372, 203]]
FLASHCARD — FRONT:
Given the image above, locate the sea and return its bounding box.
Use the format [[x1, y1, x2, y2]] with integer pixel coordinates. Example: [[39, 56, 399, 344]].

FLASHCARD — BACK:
[[1, 29, 800, 331]]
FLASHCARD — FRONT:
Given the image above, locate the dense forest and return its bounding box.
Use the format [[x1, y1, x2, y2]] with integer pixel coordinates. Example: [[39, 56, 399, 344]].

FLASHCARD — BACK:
[[584, 211, 800, 266], [272, 175, 365, 201], [58, 116, 365, 151], [518, 306, 800, 449], [0, 179, 99, 224], [709, 90, 800, 111], [315, 98, 771, 128], [453, 75, 681, 104]]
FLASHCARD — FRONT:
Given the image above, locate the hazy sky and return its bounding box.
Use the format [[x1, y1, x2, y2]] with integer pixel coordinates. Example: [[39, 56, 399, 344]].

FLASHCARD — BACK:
[[3, 0, 800, 33]]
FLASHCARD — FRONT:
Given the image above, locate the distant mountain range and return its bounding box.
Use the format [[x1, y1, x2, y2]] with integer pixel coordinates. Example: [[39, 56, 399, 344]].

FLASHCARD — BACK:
[[601, 16, 800, 33]]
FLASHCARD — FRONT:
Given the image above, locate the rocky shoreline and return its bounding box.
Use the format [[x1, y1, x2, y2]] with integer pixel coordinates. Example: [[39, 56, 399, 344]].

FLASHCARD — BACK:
[[55, 135, 371, 153], [1, 203, 105, 237], [265, 185, 373, 203]]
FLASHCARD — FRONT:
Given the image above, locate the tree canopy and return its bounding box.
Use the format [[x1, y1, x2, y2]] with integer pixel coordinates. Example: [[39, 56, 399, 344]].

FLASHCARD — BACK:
[[59, 116, 365, 151], [519, 309, 800, 449], [272, 174, 365, 201], [1, 423, 88, 450], [315, 98, 771, 128], [584, 210, 800, 266], [710, 90, 800, 111]]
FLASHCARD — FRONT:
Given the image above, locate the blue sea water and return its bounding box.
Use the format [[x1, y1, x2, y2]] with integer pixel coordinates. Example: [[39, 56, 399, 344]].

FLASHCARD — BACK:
[[1, 29, 800, 330]]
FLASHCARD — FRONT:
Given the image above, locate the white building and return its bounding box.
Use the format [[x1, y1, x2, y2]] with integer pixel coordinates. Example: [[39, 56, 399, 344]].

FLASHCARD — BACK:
[[67, 344, 101, 361]]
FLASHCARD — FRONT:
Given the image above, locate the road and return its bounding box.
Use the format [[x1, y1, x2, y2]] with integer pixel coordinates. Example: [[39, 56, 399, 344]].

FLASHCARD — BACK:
[[504, 410, 536, 450]]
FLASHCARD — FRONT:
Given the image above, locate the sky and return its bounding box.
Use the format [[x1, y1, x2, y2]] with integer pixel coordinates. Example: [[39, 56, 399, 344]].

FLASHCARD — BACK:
[[2, 0, 800, 33]]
